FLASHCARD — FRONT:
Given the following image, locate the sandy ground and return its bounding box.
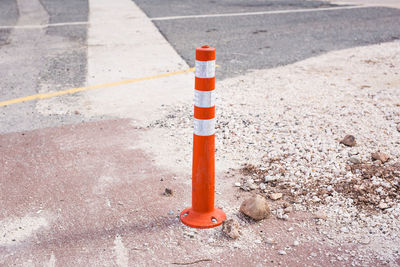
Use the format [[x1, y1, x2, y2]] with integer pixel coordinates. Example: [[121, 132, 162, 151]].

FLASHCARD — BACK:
[[141, 40, 400, 266]]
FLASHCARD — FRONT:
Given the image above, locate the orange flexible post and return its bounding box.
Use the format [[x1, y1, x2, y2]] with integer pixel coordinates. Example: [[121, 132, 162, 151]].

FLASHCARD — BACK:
[[180, 45, 226, 229]]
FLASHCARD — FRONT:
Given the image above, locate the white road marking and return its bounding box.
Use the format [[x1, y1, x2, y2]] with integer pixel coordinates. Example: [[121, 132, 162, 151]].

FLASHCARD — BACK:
[[0, 5, 374, 30], [151, 5, 373, 21], [0, 21, 87, 30], [113, 235, 129, 267]]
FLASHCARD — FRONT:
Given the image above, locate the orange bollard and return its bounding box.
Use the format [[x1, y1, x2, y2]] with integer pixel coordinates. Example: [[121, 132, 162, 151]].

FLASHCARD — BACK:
[[180, 45, 226, 229]]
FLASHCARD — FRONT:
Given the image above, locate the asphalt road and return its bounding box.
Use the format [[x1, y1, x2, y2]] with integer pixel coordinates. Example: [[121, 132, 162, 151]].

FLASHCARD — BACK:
[[1, 0, 400, 134], [134, 0, 339, 17], [135, 0, 400, 79], [0, 0, 18, 44], [0, 0, 89, 134]]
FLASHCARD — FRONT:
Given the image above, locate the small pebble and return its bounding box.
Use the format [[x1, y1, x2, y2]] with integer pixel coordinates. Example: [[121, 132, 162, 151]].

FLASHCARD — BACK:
[[278, 250, 287, 255], [266, 238, 276, 245], [249, 183, 257, 190], [265, 176, 278, 182], [278, 214, 289, 220], [222, 219, 241, 239], [378, 202, 389, 210], [313, 212, 328, 220], [164, 188, 173, 196], [340, 135, 356, 147], [284, 206, 293, 214], [340, 227, 349, 233], [359, 237, 370, 245], [270, 193, 283, 200], [259, 183, 266, 190], [349, 156, 361, 164]]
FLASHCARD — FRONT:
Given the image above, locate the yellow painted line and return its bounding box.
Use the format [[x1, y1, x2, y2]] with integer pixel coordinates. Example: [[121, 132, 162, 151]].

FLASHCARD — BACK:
[[0, 67, 196, 107]]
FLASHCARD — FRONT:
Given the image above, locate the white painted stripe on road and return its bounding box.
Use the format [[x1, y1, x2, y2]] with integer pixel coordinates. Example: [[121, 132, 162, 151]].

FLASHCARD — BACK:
[[195, 60, 215, 78], [151, 5, 372, 21], [194, 118, 215, 136], [194, 89, 215, 108], [0, 6, 374, 30], [0, 21, 88, 30]]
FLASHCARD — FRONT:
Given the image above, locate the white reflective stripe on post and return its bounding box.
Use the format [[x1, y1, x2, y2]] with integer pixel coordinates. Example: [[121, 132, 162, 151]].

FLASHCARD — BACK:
[[194, 89, 215, 108], [194, 118, 215, 136], [195, 60, 215, 78]]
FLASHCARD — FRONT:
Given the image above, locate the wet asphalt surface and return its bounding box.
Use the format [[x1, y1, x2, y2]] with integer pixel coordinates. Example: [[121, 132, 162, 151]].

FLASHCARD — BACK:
[[134, 0, 400, 79]]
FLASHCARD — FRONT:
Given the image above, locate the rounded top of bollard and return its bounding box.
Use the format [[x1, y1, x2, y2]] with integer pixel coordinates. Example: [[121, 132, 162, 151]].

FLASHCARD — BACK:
[[196, 45, 215, 61]]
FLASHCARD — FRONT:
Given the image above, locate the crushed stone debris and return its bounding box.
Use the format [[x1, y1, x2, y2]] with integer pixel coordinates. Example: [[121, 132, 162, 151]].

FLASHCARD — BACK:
[[146, 42, 400, 265]]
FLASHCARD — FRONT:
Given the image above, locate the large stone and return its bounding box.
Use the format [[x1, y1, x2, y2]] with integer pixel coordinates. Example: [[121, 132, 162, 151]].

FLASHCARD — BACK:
[[222, 219, 241, 239], [371, 152, 390, 163], [239, 195, 270, 220]]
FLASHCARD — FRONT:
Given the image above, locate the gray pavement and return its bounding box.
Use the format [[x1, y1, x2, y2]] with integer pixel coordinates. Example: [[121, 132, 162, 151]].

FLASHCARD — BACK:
[[0, 0, 89, 134], [0, 0, 18, 44], [135, 0, 400, 79], [134, 0, 339, 17], [40, 0, 88, 24]]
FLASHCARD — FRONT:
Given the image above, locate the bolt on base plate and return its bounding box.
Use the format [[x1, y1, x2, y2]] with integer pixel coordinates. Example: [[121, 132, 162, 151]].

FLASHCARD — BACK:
[[180, 207, 226, 229]]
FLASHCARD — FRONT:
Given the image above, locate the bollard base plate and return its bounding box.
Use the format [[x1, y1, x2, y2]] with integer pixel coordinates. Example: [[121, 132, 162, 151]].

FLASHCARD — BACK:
[[180, 207, 226, 229]]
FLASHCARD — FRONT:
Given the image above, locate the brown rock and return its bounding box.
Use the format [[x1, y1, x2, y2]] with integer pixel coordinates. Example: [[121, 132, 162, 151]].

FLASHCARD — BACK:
[[163, 188, 173, 196], [239, 195, 270, 220], [222, 219, 241, 239], [371, 152, 390, 163], [397, 124, 400, 132], [340, 135, 356, 147]]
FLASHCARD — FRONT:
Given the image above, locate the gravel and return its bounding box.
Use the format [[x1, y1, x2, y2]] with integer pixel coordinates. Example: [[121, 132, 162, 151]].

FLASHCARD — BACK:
[[147, 41, 400, 264]]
